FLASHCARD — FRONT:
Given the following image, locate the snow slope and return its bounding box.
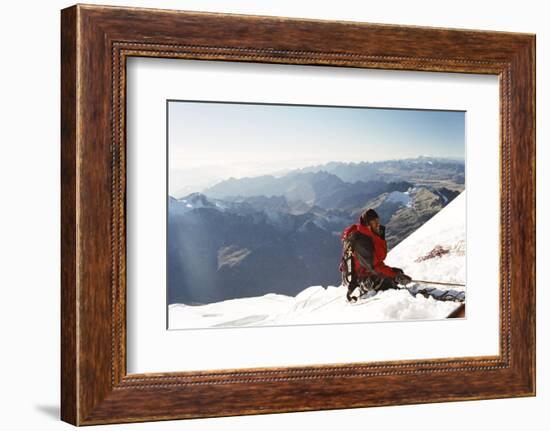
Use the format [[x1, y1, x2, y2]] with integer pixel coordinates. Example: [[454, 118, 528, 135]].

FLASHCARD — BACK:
[[168, 192, 466, 329], [385, 191, 466, 289]]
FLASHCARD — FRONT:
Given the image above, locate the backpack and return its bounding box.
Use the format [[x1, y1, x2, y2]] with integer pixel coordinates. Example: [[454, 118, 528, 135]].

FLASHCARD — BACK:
[[339, 235, 356, 288]]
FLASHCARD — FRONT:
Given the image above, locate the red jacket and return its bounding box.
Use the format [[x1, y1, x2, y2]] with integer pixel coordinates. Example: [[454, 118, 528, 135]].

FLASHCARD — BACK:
[[341, 222, 397, 279]]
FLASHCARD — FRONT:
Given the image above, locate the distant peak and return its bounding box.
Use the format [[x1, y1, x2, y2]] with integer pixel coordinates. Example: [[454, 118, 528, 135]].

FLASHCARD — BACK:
[[178, 192, 213, 207]]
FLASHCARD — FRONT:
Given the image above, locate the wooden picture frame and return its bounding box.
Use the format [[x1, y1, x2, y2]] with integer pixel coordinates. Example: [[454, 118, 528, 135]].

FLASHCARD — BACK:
[[61, 4, 535, 426]]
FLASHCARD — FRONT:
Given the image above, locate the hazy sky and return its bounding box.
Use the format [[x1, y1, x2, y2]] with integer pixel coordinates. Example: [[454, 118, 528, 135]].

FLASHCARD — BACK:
[[168, 101, 465, 195]]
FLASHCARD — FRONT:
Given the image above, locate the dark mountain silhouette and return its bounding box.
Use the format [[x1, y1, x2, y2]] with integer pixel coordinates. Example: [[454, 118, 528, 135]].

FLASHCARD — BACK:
[[168, 205, 341, 304], [204, 170, 413, 211]]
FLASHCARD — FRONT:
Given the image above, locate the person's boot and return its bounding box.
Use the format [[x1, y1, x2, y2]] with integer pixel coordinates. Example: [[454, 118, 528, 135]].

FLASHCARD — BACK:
[[346, 285, 358, 302]]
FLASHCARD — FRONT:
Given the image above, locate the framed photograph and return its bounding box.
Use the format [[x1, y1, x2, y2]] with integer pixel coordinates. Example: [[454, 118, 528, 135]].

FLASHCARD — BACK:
[[61, 4, 536, 425], [165, 100, 467, 331]]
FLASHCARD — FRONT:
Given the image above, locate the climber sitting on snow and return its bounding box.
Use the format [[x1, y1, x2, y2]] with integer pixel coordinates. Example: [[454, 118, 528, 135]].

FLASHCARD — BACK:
[[340, 208, 412, 302]]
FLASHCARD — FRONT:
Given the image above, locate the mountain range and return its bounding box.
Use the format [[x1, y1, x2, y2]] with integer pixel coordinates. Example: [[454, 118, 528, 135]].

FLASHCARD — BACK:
[[168, 156, 464, 304]]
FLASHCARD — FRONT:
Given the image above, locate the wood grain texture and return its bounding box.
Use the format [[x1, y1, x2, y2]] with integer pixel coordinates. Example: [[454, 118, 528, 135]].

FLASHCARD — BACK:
[[60, 4, 536, 426], [60, 5, 78, 425]]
